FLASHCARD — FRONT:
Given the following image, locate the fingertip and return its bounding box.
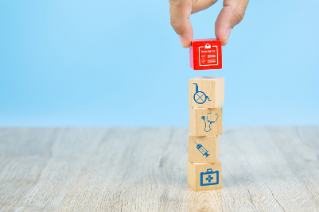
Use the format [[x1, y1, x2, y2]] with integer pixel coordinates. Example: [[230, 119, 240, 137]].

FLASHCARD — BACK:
[[215, 15, 232, 46], [215, 30, 226, 46], [182, 42, 192, 48], [215, 0, 248, 46], [215, 22, 226, 46], [179, 35, 192, 48], [220, 28, 231, 46]]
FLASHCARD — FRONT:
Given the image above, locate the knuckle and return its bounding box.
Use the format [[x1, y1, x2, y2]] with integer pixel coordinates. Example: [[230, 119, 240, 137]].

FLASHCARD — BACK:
[[233, 5, 246, 21]]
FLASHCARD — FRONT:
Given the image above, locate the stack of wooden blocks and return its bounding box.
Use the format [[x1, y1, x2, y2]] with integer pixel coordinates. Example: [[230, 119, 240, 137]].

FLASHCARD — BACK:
[[187, 76, 225, 191]]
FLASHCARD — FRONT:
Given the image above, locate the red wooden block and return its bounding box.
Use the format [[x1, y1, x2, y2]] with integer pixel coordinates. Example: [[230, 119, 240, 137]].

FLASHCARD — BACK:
[[190, 39, 222, 70]]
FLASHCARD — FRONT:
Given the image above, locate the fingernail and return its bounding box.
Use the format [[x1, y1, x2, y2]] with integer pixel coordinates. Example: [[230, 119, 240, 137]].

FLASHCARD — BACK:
[[179, 35, 186, 47], [225, 28, 231, 45]]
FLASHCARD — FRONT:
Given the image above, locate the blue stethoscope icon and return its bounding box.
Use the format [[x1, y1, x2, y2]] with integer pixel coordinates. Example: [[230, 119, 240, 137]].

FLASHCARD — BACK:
[[201, 113, 219, 132], [193, 83, 211, 104]]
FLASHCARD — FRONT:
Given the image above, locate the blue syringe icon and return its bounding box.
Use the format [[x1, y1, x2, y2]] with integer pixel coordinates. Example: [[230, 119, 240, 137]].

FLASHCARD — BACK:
[[194, 141, 210, 158]]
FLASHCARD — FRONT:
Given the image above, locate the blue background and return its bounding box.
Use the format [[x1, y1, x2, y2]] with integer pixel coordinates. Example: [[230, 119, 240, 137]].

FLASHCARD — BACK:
[[0, 0, 318, 127]]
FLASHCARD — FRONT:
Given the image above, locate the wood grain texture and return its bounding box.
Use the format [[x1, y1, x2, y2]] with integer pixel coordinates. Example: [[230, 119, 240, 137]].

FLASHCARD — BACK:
[[0, 127, 318, 211]]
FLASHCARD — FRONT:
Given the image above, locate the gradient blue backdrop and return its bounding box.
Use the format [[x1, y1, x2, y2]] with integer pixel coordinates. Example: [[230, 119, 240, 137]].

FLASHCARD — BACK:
[[0, 1, 318, 126]]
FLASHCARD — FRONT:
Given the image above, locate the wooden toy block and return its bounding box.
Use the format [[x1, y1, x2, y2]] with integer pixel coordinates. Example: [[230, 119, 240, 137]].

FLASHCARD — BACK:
[[188, 135, 220, 163], [189, 107, 222, 136], [188, 160, 222, 191], [189, 77, 225, 108], [190, 39, 222, 70]]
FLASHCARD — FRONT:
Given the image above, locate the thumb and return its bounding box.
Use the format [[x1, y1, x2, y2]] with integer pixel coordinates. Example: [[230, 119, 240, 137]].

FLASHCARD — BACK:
[[215, 0, 249, 46]]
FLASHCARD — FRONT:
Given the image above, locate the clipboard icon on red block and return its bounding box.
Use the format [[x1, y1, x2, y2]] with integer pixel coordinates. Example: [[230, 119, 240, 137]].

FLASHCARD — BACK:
[[189, 39, 222, 70]]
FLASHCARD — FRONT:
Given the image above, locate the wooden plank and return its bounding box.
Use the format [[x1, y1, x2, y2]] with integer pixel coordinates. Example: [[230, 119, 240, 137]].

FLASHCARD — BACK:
[[218, 127, 318, 212], [20, 128, 108, 211], [0, 127, 318, 211], [0, 128, 57, 211], [269, 126, 319, 208]]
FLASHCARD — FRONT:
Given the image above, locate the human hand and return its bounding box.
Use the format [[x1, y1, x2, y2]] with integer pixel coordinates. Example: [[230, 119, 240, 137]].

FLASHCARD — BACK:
[[169, 0, 249, 47]]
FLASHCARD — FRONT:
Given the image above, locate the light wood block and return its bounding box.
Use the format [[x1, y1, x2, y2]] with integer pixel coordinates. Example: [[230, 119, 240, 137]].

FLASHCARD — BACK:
[[189, 77, 224, 108], [188, 160, 222, 191], [189, 107, 222, 136], [188, 135, 219, 163]]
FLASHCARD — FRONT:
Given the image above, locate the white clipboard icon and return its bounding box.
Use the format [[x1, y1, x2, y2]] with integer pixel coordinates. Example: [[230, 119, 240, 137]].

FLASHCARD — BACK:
[[199, 44, 218, 67]]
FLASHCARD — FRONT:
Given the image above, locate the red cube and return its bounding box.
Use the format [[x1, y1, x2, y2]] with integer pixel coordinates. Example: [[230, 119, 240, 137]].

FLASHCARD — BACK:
[[190, 39, 222, 70]]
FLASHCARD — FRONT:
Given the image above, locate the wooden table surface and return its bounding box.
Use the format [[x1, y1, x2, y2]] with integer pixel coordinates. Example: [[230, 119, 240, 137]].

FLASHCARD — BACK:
[[0, 127, 318, 211]]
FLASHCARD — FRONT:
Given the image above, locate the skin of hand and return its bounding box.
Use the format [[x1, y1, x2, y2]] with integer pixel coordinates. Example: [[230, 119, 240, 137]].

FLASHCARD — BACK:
[[169, 0, 249, 47]]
